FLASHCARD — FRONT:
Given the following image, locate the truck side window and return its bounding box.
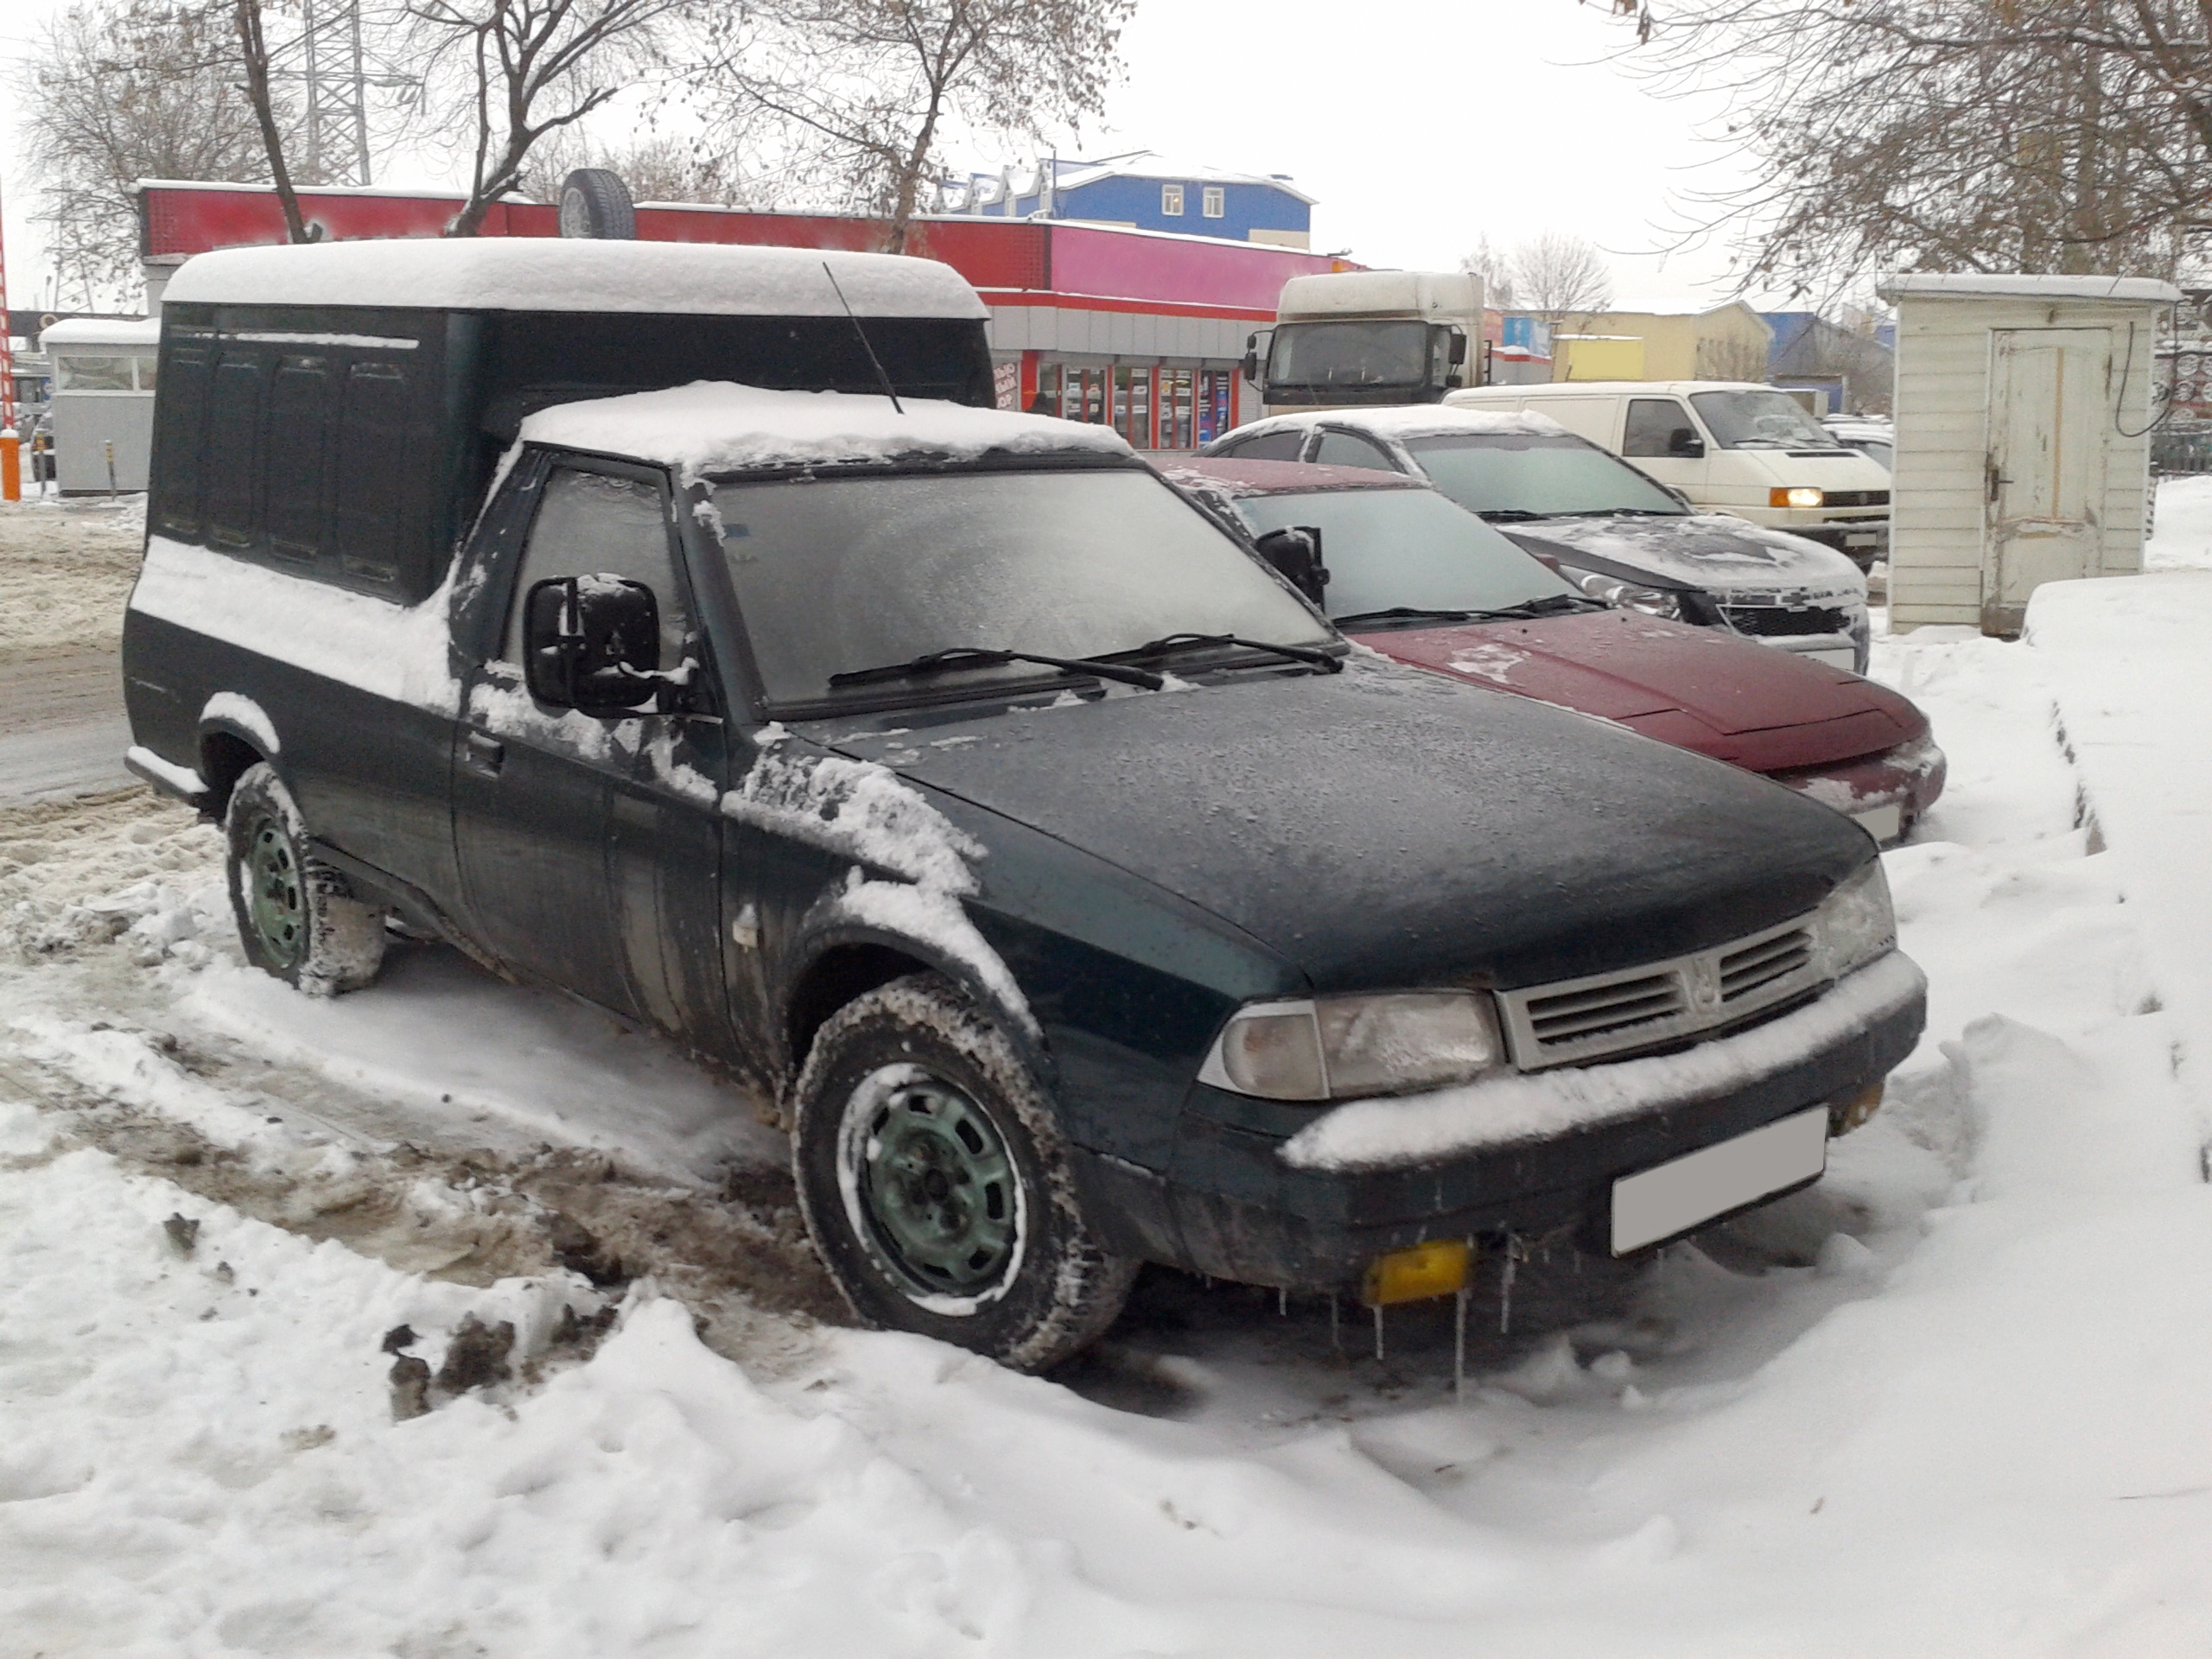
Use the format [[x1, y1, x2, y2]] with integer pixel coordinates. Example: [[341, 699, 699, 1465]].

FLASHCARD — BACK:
[[1623, 397, 1694, 458], [1216, 430, 1304, 462], [1313, 430, 1396, 472], [502, 467, 692, 669]]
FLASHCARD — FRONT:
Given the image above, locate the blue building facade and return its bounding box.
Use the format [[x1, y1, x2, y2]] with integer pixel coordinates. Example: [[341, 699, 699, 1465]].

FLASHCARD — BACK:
[[999, 153, 1315, 248]]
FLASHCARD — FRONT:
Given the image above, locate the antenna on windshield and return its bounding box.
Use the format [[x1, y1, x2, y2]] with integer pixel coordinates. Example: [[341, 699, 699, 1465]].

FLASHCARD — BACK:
[[823, 260, 904, 415]]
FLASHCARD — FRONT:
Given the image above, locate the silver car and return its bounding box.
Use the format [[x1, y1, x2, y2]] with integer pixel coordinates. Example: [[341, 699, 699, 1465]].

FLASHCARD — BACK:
[[1202, 405, 1872, 672]]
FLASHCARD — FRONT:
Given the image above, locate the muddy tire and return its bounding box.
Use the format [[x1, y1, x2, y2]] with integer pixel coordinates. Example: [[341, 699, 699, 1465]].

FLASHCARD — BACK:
[[224, 761, 386, 996], [791, 973, 1137, 1371]]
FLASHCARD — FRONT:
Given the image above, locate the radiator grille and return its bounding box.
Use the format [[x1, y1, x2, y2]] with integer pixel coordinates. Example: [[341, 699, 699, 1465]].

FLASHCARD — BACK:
[[1822, 489, 1890, 509], [1723, 604, 1855, 639], [1497, 916, 1824, 1070]]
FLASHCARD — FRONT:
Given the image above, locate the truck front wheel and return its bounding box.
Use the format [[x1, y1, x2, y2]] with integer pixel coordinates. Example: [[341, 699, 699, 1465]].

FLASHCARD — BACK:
[[791, 973, 1137, 1371], [224, 761, 386, 996]]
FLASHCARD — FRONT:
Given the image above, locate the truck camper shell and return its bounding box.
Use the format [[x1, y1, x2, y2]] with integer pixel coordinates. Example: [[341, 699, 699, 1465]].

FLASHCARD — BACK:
[[149, 239, 995, 604]]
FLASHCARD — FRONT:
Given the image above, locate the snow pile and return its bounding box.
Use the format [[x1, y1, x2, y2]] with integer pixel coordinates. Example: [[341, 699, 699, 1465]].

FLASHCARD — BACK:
[[519, 380, 1130, 481], [2145, 474, 2212, 572], [164, 237, 990, 320], [0, 494, 146, 654], [0, 791, 224, 963]]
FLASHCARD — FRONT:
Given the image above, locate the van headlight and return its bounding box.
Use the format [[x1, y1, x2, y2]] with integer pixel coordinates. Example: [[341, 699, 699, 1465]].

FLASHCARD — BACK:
[[1815, 861, 1896, 979], [1198, 992, 1506, 1101]]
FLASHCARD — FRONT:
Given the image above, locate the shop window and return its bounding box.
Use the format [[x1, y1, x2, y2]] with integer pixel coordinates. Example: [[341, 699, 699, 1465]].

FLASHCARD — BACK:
[[1202, 187, 1225, 219], [1161, 183, 1185, 217]]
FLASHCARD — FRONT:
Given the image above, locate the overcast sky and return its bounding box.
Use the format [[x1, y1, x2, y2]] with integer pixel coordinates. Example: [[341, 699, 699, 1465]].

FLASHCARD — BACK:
[[0, 0, 1753, 316]]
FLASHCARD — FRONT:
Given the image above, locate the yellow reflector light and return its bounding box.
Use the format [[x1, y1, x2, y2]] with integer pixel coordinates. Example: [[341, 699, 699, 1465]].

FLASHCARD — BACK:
[[1770, 486, 1825, 509], [1830, 1079, 1884, 1135], [1362, 1238, 1471, 1306]]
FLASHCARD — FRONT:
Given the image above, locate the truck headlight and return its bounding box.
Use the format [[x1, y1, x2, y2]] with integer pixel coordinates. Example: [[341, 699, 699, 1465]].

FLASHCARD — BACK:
[[1558, 563, 1683, 620], [1200, 992, 1505, 1101], [1815, 861, 1896, 979], [1770, 486, 1826, 509]]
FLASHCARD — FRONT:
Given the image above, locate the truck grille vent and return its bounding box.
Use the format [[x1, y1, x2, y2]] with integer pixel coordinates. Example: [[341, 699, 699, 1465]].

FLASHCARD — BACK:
[[1496, 916, 1825, 1070], [1823, 490, 1889, 508], [1723, 604, 1854, 639]]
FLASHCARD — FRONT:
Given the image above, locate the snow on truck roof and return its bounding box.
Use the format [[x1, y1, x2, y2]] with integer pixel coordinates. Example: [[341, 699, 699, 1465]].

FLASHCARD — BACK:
[[1877, 272, 2183, 304], [161, 238, 990, 320], [518, 381, 1132, 478], [39, 318, 163, 349]]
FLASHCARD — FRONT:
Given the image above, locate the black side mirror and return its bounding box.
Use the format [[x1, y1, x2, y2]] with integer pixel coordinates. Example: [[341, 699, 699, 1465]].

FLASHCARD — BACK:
[[1255, 526, 1329, 607], [1668, 427, 1706, 458], [1446, 328, 1468, 367], [524, 574, 660, 712]]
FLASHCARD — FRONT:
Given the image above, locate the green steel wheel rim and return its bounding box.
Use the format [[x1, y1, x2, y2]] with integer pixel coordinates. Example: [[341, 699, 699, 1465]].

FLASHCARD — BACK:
[[849, 1072, 1020, 1299], [245, 811, 307, 968]]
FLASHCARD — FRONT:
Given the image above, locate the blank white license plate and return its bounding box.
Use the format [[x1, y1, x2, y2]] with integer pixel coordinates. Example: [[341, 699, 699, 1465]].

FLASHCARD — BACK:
[[1809, 646, 1858, 669], [1611, 1106, 1829, 1255], [1845, 531, 1879, 546], [1851, 803, 1903, 842]]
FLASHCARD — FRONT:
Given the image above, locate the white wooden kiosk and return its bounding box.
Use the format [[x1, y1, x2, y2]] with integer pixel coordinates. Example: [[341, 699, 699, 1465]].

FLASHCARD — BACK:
[[1878, 273, 2178, 635], [41, 317, 161, 494]]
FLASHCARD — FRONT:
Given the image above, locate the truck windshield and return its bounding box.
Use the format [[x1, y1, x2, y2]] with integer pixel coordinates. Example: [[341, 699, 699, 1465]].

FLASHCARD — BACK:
[[1402, 433, 1688, 518], [1230, 487, 1579, 623], [1266, 321, 1436, 391], [1688, 390, 1842, 450], [713, 467, 1336, 706]]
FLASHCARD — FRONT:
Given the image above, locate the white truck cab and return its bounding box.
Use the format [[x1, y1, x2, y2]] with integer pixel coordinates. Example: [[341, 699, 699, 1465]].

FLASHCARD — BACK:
[[1247, 270, 1482, 417], [1446, 380, 1891, 569]]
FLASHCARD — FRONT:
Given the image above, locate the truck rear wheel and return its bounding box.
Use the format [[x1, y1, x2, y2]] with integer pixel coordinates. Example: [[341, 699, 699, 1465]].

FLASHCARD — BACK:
[[791, 973, 1137, 1371], [224, 762, 386, 995]]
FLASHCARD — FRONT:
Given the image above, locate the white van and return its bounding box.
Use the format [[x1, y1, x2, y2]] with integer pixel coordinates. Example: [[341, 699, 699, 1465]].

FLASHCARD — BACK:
[[1446, 380, 1891, 569]]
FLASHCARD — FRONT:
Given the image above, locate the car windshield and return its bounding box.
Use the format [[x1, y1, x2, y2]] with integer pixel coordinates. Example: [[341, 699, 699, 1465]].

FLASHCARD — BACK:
[[1229, 486, 1580, 622], [713, 467, 1335, 705], [1402, 432, 1687, 517], [1689, 390, 1842, 450], [1266, 321, 1434, 391]]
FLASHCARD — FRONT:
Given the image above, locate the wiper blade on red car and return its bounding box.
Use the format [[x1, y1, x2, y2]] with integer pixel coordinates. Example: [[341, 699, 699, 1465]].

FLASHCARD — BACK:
[[1333, 605, 1509, 626], [828, 645, 1166, 692], [1115, 632, 1344, 675]]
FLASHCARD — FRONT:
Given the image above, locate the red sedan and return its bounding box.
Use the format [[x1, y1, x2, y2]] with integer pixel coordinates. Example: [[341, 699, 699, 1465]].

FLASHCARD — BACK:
[[1168, 458, 1943, 843]]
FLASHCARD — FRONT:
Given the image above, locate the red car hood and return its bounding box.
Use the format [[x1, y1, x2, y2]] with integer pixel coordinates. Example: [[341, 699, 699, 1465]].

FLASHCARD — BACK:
[[1361, 609, 1924, 773]]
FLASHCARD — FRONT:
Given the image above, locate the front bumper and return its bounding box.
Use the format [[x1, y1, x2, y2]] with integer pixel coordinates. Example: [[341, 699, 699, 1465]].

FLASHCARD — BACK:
[[1773, 736, 1947, 846], [1109, 955, 1926, 1293], [1795, 519, 1889, 571]]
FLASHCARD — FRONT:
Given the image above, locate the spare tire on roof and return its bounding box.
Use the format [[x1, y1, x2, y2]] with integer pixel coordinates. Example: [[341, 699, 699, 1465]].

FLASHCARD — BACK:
[[558, 168, 636, 240]]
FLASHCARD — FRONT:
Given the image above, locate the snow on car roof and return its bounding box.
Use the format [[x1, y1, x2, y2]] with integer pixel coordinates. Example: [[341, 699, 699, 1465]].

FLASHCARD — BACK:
[[518, 381, 1132, 478], [1162, 457, 1426, 497], [162, 238, 990, 320], [1232, 405, 1567, 442], [1878, 272, 2183, 304]]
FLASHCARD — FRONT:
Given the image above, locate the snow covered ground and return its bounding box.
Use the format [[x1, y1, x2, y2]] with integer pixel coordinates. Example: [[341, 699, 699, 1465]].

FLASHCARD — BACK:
[[5, 493, 2212, 1655]]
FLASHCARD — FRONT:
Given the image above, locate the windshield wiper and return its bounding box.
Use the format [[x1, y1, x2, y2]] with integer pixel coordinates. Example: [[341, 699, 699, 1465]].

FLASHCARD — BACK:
[[1115, 632, 1344, 675], [828, 645, 1165, 692], [1559, 507, 1682, 518], [1473, 508, 1548, 521]]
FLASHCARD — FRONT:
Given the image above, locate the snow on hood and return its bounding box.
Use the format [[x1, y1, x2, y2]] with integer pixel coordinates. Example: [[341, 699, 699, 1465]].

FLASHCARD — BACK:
[[162, 238, 990, 319], [519, 382, 1130, 482], [1510, 514, 1867, 599]]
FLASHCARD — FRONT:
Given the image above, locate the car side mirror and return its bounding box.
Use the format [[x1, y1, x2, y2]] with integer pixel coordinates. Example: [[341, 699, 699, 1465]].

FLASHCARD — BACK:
[[1255, 525, 1329, 607], [1447, 328, 1468, 367], [524, 574, 660, 712], [1668, 427, 1706, 458]]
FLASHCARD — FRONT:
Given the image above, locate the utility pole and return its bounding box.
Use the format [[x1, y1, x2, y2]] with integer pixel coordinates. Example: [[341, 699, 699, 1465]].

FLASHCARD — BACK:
[[292, 0, 403, 188], [0, 166, 18, 500]]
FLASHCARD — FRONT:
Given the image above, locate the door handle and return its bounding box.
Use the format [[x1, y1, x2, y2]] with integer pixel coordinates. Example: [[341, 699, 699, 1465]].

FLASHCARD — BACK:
[[463, 731, 505, 776]]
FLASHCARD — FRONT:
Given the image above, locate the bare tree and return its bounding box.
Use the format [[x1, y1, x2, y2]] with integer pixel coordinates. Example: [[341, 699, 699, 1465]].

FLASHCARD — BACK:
[[691, 0, 1133, 253], [16, 2, 272, 306], [1511, 232, 1614, 328], [234, 0, 315, 243], [1459, 234, 1517, 308], [1604, 1, 2212, 292], [404, 0, 692, 236]]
